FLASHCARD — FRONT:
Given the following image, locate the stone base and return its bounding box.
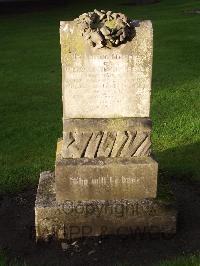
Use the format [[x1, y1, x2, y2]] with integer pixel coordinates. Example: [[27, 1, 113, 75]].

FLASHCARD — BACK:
[[35, 172, 177, 240], [55, 156, 158, 202], [55, 117, 157, 202]]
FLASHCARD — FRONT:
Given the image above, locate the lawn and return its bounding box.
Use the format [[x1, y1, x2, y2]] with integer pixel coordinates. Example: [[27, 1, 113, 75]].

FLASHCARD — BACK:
[[0, 0, 200, 262], [1, 252, 200, 266], [0, 0, 199, 194], [156, 253, 200, 266]]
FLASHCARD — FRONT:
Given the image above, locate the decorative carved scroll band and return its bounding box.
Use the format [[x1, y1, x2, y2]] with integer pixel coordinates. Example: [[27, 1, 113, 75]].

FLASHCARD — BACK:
[[62, 131, 151, 158]]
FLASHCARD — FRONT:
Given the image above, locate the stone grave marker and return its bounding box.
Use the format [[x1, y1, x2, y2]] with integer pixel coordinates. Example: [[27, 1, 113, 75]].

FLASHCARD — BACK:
[[35, 10, 177, 240]]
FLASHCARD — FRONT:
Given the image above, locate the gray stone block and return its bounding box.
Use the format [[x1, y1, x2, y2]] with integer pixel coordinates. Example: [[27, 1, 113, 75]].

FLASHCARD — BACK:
[[62, 118, 152, 159], [60, 20, 153, 119], [35, 172, 177, 240], [55, 154, 158, 202]]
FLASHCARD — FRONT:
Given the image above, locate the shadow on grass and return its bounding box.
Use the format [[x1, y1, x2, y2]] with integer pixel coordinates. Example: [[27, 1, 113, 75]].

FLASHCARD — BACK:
[[0, 176, 200, 265], [156, 142, 200, 183], [0, 143, 199, 265]]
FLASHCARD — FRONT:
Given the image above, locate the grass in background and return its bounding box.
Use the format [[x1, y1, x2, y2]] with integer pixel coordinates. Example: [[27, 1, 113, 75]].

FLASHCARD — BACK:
[[0, 0, 199, 193], [0, 250, 26, 266], [0, 251, 7, 266], [156, 253, 200, 266]]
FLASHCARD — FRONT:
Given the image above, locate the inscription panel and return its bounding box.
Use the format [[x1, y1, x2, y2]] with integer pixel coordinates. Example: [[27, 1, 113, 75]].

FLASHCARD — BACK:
[[69, 175, 145, 186], [55, 157, 158, 201], [60, 21, 153, 118]]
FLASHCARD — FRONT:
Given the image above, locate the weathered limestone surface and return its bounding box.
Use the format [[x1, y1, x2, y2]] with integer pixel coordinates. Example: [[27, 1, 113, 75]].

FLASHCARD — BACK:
[[55, 155, 158, 202], [62, 118, 152, 158], [60, 20, 153, 118], [35, 172, 177, 240], [35, 13, 177, 241]]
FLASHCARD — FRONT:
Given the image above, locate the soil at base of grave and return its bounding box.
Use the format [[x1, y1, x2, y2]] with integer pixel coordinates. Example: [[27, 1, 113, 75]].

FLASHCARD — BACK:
[[0, 178, 200, 266]]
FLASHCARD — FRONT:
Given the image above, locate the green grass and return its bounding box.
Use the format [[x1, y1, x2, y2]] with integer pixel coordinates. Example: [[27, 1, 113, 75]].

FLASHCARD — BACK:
[[0, 250, 26, 266], [0, 0, 200, 193], [156, 253, 200, 266], [1, 251, 200, 266], [0, 251, 7, 266]]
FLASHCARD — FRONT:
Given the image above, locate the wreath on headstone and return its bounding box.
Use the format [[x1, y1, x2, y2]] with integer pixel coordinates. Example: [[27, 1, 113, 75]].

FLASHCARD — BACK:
[[75, 9, 136, 49]]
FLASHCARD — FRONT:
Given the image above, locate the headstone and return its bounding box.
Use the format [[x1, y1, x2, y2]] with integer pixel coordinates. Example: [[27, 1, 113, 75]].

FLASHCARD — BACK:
[[35, 10, 177, 240]]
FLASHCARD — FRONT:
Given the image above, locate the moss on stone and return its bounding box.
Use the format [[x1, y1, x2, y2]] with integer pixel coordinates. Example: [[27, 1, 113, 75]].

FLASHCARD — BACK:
[[107, 118, 125, 131], [61, 28, 85, 65], [105, 19, 117, 29]]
